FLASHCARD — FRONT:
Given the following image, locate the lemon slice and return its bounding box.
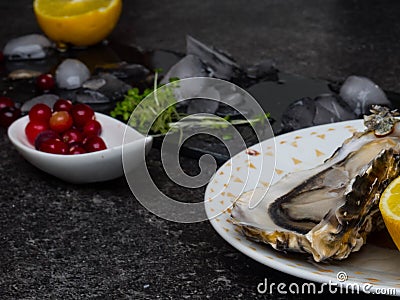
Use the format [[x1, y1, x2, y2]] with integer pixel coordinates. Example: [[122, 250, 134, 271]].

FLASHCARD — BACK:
[[379, 176, 400, 250], [33, 0, 122, 47]]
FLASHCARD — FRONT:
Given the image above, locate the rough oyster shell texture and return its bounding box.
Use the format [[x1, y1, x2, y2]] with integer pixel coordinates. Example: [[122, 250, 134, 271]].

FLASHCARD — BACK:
[[231, 106, 400, 262]]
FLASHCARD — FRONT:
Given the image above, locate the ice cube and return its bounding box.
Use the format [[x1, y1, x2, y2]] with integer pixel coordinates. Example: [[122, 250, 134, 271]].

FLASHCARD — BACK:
[[246, 59, 278, 80], [161, 54, 208, 84], [82, 78, 107, 90], [186, 35, 241, 80], [313, 93, 356, 125], [78, 73, 132, 103], [21, 94, 59, 113], [186, 86, 220, 114], [3, 34, 53, 60], [281, 97, 316, 132], [186, 98, 220, 114], [150, 50, 182, 77], [211, 80, 246, 107], [76, 90, 110, 104], [339, 76, 391, 116], [56, 59, 91, 90]]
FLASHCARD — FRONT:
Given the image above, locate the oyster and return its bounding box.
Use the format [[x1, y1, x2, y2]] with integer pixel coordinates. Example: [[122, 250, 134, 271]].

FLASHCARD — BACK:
[[231, 106, 400, 262]]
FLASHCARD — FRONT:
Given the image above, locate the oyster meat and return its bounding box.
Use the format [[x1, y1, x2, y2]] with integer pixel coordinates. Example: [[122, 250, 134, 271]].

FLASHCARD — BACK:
[[231, 106, 400, 262]]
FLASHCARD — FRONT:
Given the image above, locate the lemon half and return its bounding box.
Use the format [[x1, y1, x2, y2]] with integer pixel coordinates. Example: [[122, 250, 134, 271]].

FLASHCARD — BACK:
[[34, 0, 122, 47]]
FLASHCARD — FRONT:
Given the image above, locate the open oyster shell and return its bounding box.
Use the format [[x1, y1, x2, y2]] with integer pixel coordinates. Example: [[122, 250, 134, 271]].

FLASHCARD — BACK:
[[231, 106, 400, 262]]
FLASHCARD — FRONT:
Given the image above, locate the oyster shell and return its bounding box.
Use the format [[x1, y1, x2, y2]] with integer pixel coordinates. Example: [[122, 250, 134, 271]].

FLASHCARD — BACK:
[[231, 106, 400, 262]]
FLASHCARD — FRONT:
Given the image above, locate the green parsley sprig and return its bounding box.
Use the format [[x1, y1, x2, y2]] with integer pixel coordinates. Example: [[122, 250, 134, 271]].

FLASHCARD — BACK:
[[110, 75, 271, 136], [110, 75, 181, 134]]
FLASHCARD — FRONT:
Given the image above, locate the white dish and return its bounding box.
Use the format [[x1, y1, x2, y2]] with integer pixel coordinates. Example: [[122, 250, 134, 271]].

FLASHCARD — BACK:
[[8, 112, 152, 183], [205, 119, 400, 295]]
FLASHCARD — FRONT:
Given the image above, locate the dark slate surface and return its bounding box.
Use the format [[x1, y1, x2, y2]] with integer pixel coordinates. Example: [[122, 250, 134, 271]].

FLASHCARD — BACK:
[[0, 0, 397, 299]]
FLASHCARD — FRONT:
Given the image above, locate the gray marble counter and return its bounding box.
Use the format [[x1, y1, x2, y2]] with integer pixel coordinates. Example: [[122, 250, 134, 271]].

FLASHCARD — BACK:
[[0, 0, 397, 298]]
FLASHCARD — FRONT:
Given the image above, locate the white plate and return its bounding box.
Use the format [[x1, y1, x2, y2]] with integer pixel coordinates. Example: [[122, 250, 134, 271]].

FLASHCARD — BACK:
[[205, 119, 400, 295]]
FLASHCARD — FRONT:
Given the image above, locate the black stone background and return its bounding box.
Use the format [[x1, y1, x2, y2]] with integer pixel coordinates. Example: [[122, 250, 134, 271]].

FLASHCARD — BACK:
[[0, 0, 399, 299]]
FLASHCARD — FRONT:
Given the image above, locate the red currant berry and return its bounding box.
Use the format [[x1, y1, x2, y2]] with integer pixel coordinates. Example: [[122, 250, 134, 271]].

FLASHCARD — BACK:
[[34, 130, 60, 150], [83, 136, 107, 152], [25, 121, 49, 145], [83, 119, 102, 137], [71, 103, 94, 128], [0, 106, 21, 128], [49, 111, 73, 133], [28, 103, 52, 122], [0, 96, 14, 110], [36, 73, 55, 91], [39, 138, 68, 155], [62, 128, 84, 144], [53, 99, 73, 112], [69, 144, 86, 155]]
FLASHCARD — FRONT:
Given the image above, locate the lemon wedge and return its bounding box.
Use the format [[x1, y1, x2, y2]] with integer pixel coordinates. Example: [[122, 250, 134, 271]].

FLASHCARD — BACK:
[[379, 176, 400, 250], [33, 0, 122, 47]]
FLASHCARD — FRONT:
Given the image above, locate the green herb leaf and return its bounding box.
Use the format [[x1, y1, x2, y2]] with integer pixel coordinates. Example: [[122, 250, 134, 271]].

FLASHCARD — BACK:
[[111, 76, 272, 135], [110, 78, 181, 134]]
